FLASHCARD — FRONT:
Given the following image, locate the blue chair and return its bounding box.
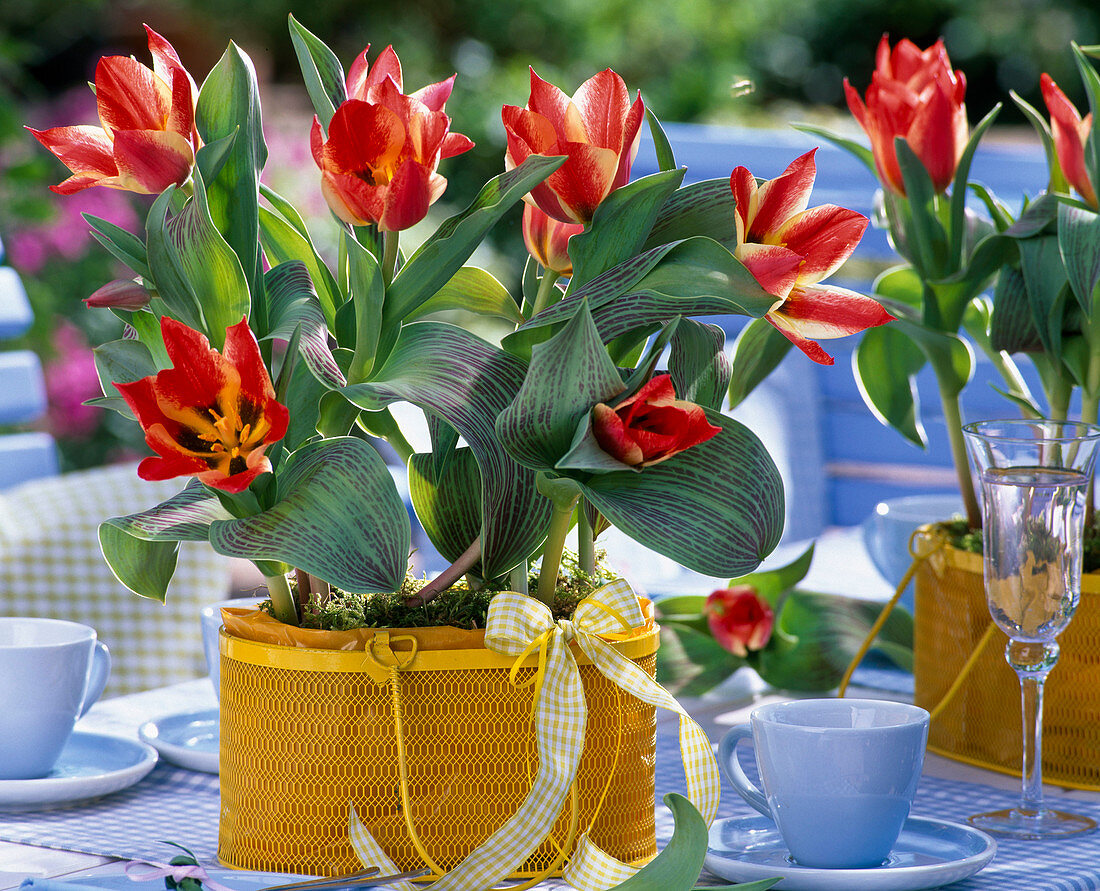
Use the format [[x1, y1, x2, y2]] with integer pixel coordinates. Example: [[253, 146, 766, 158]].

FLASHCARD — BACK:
[[0, 235, 59, 488]]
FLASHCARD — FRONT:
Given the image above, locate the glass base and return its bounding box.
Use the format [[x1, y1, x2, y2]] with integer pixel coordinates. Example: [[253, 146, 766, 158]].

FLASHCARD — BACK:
[[968, 807, 1098, 839]]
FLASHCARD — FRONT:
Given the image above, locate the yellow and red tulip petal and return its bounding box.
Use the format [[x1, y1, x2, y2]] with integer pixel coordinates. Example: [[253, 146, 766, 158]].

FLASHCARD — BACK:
[[572, 69, 644, 156], [412, 74, 457, 113], [768, 282, 895, 365], [95, 55, 173, 134], [378, 159, 435, 232], [906, 78, 968, 192], [736, 150, 818, 242], [591, 402, 645, 466], [348, 44, 402, 100], [542, 140, 621, 224], [110, 128, 196, 194], [1042, 73, 1097, 207], [704, 586, 774, 657], [84, 279, 152, 309], [441, 131, 475, 159], [522, 204, 582, 275], [28, 125, 118, 192], [736, 242, 802, 301], [778, 203, 868, 283], [321, 101, 406, 177]]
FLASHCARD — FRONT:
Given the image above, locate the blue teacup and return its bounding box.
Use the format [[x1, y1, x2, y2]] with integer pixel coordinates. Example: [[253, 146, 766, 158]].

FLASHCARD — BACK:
[[0, 617, 111, 779], [719, 698, 929, 869], [201, 597, 262, 700]]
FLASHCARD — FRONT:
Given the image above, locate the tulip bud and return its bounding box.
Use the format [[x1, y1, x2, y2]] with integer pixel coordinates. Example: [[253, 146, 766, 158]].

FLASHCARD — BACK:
[[522, 204, 582, 275], [84, 279, 151, 310], [704, 585, 774, 657]]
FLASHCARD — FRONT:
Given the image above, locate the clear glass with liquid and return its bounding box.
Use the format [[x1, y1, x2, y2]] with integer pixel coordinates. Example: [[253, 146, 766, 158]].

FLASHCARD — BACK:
[[963, 421, 1100, 840]]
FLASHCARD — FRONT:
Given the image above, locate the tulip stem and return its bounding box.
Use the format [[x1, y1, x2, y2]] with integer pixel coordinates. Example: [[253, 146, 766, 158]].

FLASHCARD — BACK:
[[578, 506, 596, 577], [382, 231, 400, 286], [536, 474, 583, 606], [265, 573, 299, 626], [531, 271, 562, 317], [405, 537, 482, 607]]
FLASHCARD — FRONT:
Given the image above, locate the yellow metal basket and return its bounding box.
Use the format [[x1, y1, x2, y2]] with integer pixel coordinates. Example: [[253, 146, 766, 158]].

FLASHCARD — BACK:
[[913, 533, 1100, 791], [217, 610, 659, 877]]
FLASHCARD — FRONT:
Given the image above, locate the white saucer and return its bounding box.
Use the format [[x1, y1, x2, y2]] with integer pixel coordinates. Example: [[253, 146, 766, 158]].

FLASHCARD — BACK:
[[705, 814, 996, 890], [0, 731, 157, 810], [139, 708, 219, 774]]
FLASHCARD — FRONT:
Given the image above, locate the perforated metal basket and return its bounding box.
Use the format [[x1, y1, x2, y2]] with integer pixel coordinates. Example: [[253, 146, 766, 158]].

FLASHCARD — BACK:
[[217, 619, 659, 877], [914, 532, 1100, 791]]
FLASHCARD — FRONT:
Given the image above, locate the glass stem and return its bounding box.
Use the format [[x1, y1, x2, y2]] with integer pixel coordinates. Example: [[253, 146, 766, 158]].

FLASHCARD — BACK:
[[1018, 671, 1046, 814]]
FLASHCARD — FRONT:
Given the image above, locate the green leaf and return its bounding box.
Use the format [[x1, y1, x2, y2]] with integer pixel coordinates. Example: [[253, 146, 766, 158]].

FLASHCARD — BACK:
[[280, 345, 328, 451], [894, 138, 946, 287], [853, 325, 927, 447], [341, 323, 552, 579], [259, 200, 341, 329], [991, 264, 1044, 354], [405, 265, 524, 327], [408, 447, 485, 572], [567, 169, 685, 291], [646, 108, 677, 173], [1017, 234, 1072, 356], [209, 438, 410, 592], [1072, 43, 1100, 203], [730, 543, 815, 608], [656, 623, 743, 698], [145, 188, 206, 331], [604, 794, 708, 891], [1058, 202, 1100, 313], [196, 42, 267, 332], [345, 234, 386, 382], [83, 214, 151, 279], [579, 408, 784, 577], [127, 309, 171, 369], [98, 525, 179, 603], [948, 104, 1000, 267], [92, 339, 157, 419], [755, 590, 913, 690], [288, 13, 346, 130], [793, 122, 876, 174], [264, 261, 345, 388], [163, 165, 252, 348], [1011, 91, 1071, 196], [669, 318, 730, 411], [727, 318, 791, 409], [384, 155, 565, 324], [893, 317, 974, 401], [497, 301, 624, 471], [643, 178, 738, 251]]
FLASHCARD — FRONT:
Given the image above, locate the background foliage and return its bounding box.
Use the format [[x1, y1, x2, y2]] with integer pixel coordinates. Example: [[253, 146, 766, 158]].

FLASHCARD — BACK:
[[1, 0, 1097, 468]]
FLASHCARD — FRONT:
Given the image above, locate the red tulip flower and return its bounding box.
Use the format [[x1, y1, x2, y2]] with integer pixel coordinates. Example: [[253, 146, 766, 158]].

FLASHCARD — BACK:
[[843, 35, 968, 196], [1040, 73, 1097, 208], [115, 317, 289, 494], [704, 585, 774, 658], [503, 68, 645, 225], [311, 45, 474, 232], [522, 204, 583, 275], [29, 25, 198, 196], [732, 149, 893, 365], [592, 374, 721, 468]]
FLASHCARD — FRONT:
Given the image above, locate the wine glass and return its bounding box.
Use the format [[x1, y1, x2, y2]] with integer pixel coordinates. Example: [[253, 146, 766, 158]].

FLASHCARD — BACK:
[[962, 419, 1100, 839]]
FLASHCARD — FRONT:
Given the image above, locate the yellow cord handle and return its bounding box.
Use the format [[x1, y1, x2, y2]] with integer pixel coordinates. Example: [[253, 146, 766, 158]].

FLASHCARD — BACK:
[[927, 622, 997, 721], [838, 529, 946, 696]]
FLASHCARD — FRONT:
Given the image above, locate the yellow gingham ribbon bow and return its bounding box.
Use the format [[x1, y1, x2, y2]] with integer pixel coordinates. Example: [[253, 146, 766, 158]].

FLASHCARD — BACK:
[[422, 579, 721, 891]]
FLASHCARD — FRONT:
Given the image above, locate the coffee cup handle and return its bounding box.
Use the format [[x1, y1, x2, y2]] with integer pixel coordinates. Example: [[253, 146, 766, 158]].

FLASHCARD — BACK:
[[718, 723, 771, 819], [79, 641, 111, 717]]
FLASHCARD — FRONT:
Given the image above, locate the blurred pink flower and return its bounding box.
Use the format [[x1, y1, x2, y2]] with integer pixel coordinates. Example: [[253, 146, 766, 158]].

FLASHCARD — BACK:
[[44, 320, 102, 439]]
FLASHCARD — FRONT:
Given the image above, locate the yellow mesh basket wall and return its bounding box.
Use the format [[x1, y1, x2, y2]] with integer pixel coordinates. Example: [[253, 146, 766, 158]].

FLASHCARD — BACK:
[[217, 626, 659, 877], [914, 536, 1100, 791]]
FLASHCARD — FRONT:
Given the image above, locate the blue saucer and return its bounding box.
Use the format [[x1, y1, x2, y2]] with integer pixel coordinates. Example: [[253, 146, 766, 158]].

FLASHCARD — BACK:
[[705, 814, 996, 890], [0, 731, 157, 810], [139, 708, 219, 774]]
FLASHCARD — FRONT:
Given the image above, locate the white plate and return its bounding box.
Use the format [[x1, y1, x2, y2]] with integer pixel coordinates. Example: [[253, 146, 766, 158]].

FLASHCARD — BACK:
[[705, 814, 996, 890], [139, 708, 219, 774], [0, 731, 157, 810]]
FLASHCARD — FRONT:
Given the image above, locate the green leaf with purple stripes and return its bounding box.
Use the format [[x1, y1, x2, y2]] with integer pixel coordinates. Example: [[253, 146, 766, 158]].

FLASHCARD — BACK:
[[384, 155, 565, 325], [643, 178, 738, 251], [669, 318, 731, 411], [408, 447, 485, 572], [579, 409, 784, 577], [264, 261, 346, 388], [208, 437, 411, 592], [1058, 202, 1100, 313], [339, 323, 551, 578], [497, 301, 625, 471]]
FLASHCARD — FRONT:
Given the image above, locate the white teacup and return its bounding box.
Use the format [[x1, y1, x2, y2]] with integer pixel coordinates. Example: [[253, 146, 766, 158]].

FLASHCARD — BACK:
[[0, 617, 111, 779], [719, 698, 929, 868]]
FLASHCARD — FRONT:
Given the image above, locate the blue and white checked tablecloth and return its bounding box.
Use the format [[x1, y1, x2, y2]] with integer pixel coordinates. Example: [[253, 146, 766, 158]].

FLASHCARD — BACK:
[[2, 715, 1100, 890]]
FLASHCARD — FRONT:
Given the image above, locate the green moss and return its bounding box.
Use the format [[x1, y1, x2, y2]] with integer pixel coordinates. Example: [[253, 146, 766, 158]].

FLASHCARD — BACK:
[[939, 519, 1100, 574], [262, 551, 615, 631]]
